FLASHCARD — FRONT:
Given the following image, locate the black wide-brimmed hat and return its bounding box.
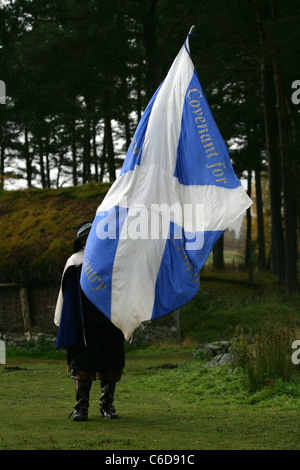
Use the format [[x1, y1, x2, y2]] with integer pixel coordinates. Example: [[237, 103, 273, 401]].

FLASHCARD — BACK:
[[74, 221, 93, 252]]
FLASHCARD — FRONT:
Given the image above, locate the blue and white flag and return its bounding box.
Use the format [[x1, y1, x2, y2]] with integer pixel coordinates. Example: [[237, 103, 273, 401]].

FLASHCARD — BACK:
[[80, 31, 253, 341]]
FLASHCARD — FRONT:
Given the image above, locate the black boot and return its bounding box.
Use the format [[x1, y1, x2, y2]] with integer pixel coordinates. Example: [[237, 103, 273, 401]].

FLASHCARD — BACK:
[[99, 381, 119, 419], [69, 379, 92, 421]]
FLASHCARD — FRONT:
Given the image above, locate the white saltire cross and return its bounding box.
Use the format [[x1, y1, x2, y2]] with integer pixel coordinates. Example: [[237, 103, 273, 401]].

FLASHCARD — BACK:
[[94, 41, 251, 340]]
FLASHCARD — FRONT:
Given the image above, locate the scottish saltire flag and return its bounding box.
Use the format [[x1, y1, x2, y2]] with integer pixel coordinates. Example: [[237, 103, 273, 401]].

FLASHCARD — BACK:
[[80, 30, 252, 341]]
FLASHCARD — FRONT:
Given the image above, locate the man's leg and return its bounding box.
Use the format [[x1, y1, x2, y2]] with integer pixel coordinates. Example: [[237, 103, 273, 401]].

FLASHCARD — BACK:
[[99, 380, 119, 419]]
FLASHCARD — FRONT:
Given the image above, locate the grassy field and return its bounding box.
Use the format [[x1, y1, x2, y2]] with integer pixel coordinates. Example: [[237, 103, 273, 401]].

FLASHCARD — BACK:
[[1, 269, 300, 450], [179, 268, 300, 343], [1, 348, 300, 450]]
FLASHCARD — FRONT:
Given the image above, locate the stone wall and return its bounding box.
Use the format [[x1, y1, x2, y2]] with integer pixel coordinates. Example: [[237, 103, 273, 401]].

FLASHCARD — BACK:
[[0, 283, 181, 344], [132, 311, 181, 345], [0, 330, 57, 347]]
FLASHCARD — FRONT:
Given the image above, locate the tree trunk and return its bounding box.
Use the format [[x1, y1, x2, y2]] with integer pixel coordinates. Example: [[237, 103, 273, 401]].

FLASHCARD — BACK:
[[261, 66, 285, 281], [92, 119, 99, 182], [24, 127, 32, 188], [121, 74, 132, 151], [124, 110, 131, 152], [45, 135, 51, 188], [140, 0, 161, 98], [0, 145, 5, 190], [245, 170, 252, 267], [104, 117, 116, 182], [255, 168, 267, 271], [253, 0, 285, 283], [245, 170, 254, 286], [213, 234, 224, 270], [19, 287, 32, 330], [56, 151, 63, 188], [273, 59, 298, 292], [82, 118, 91, 184], [136, 65, 142, 122], [271, 0, 297, 292], [99, 126, 106, 183], [71, 120, 78, 187], [38, 136, 46, 188], [286, 94, 300, 226]]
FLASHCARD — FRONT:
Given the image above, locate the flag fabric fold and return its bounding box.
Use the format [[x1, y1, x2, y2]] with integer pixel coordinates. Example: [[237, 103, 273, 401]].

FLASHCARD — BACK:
[[80, 31, 253, 341]]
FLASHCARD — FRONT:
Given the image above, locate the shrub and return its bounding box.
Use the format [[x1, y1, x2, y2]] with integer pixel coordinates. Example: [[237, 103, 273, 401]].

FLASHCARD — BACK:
[[230, 323, 297, 392]]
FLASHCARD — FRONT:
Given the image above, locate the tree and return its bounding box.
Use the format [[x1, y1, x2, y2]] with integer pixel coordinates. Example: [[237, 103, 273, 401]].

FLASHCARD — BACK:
[[0, 0, 298, 291], [252, 0, 299, 291]]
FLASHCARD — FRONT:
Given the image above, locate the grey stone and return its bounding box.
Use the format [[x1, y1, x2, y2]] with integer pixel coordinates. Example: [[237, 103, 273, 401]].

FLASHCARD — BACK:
[[192, 341, 230, 360], [205, 353, 234, 367]]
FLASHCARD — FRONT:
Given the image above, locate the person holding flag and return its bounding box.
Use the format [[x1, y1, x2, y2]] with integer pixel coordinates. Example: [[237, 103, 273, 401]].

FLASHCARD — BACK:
[[55, 26, 252, 421], [54, 222, 125, 422], [80, 27, 253, 342]]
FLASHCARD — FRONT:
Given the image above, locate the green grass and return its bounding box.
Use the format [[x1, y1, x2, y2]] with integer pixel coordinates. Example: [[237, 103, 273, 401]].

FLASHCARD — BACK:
[[1, 270, 300, 450], [179, 269, 300, 343], [206, 249, 245, 266], [1, 348, 300, 450]]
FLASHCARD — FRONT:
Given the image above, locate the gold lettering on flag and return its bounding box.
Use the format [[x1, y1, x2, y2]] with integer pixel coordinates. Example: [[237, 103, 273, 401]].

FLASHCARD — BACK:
[[172, 236, 200, 288], [82, 254, 107, 291], [187, 88, 228, 184]]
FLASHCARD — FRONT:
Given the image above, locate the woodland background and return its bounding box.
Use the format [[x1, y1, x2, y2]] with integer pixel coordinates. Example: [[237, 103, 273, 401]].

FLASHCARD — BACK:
[[0, 0, 299, 291]]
